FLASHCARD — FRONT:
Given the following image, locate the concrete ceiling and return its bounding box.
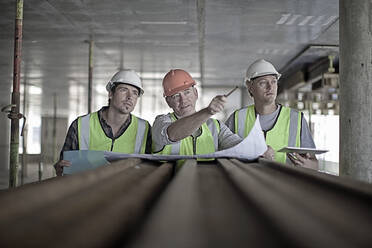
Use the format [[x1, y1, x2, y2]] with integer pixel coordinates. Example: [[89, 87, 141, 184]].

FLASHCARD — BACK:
[[0, 0, 339, 116]]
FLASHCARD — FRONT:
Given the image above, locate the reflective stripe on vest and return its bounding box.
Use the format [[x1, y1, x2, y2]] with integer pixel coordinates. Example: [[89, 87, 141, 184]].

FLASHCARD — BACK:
[[234, 105, 301, 163], [78, 112, 148, 154], [153, 113, 220, 158]]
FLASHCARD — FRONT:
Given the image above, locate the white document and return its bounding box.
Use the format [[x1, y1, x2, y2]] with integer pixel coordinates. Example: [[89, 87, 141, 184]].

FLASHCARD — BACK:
[[104, 116, 267, 161], [64, 117, 267, 174]]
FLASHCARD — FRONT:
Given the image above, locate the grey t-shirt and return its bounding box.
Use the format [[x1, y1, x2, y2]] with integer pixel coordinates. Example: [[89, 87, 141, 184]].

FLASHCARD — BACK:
[[225, 105, 315, 148]]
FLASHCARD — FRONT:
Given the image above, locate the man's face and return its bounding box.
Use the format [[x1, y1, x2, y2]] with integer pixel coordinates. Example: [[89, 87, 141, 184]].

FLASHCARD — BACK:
[[109, 84, 139, 114], [248, 75, 278, 104], [165, 86, 198, 117]]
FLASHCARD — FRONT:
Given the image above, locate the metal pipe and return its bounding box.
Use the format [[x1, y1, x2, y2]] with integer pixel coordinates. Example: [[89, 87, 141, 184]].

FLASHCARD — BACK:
[[0, 158, 372, 247], [119, 36, 124, 70], [278, 44, 339, 74], [218, 158, 372, 248], [308, 99, 313, 133], [21, 80, 28, 185], [53, 93, 57, 165], [197, 0, 205, 91], [88, 39, 94, 113], [38, 161, 43, 182], [127, 160, 282, 247], [0, 158, 144, 222], [0, 159, 173, 248], [76, 80, 80, 115], [139, 50, 144, 115], [9, 0, 24, 188], [257, 158, 372, 197]]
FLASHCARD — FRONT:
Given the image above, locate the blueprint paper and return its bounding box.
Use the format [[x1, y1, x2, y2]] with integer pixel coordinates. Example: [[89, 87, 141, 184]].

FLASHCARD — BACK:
[[63, 150, 109, 174], [63, 117, 267, 174]]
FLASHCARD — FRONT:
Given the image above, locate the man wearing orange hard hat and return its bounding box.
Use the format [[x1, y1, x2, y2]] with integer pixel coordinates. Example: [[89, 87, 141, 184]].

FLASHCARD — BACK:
[[152, 69, 242, 157]]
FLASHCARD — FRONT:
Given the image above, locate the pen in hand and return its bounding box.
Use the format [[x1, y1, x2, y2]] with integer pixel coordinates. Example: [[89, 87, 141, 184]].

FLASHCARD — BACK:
[[224, 86, 238, 97]]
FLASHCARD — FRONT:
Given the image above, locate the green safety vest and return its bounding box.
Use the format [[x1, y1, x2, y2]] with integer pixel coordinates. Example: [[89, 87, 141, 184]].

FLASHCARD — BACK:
[[78, 112, 149, 153], [153, 113, 220, 161], [234, 105, 301, 163]]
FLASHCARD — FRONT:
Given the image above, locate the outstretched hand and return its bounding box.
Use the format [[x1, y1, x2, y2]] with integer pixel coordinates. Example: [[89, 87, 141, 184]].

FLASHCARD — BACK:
[[207, 95, 227, 115]]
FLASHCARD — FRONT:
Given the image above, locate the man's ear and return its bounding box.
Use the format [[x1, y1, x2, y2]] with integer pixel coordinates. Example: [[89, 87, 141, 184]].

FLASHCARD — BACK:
[[246, 80, 253, 96], [165, 96, 172, 106]]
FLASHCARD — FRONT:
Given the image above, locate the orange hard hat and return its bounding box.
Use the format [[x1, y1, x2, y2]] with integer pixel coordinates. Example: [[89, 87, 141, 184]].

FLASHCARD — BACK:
[[162, 69, 196, 97]]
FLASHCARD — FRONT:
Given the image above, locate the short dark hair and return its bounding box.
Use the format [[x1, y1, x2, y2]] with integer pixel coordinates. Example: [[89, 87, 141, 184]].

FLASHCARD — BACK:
[[107, 83, 141, 106], [111, 83, 140, 95]]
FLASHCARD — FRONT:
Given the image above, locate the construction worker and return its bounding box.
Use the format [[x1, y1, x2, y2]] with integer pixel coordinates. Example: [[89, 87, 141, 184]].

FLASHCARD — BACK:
[[226, 59, 318, 169], [152, 69, 243, 159], [54, 69, 151, 176]]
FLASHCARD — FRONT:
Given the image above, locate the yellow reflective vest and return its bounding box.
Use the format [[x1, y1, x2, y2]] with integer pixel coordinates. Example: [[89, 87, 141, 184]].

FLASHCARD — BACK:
[[153, 113, 220, 160], [78, 112, 149, 153], [234, 105, 301, 163]]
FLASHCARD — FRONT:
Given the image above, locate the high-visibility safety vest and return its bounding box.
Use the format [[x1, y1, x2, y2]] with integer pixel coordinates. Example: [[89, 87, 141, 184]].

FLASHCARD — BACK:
[[234, 105, 302, 163], [153, 113, 220, 160], [78, 112, 149, 153]]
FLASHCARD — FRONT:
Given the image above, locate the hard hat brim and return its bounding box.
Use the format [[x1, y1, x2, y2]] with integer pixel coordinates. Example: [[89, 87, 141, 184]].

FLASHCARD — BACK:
[[106, 82, 144, 96], [163, 82, 195, 97], [247, 72, 281, 82]]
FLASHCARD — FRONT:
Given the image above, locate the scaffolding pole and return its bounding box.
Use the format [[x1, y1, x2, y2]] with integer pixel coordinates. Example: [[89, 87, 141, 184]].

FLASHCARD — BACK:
[[53, 93, 57, 165], [21, 81, 28, 185], [9, 0, 24, 188], [88, 39, 94, 113]]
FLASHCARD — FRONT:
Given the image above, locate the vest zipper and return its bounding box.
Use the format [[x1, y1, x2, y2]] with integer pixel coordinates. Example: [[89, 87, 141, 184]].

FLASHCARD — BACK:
[[263, 131, 267, 140], [192, 126, 204, 155], [111, 139, 115, 151], [193, 136, 197, 155]]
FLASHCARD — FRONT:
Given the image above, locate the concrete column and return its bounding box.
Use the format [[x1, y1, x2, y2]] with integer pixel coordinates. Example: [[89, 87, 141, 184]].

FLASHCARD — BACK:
[[339, 0, 372, 182]]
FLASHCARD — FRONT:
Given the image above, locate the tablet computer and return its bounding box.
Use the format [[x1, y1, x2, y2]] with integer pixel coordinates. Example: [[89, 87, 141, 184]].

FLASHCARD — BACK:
[[277, 147, 329, 154]]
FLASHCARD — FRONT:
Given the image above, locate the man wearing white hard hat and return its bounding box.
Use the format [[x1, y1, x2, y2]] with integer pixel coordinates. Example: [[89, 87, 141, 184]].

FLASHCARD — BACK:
[[54, 69, 151, 176], [226, 59, 318, 169]]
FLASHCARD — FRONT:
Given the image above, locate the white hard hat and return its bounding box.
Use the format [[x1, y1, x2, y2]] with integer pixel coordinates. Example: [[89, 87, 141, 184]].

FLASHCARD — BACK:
[[245, 59, 281, 82], [106, 69, 144, 95]]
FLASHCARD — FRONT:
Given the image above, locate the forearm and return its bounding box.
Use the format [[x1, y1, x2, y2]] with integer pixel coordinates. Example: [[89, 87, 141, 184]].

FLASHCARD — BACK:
[[167, 108, 212, 141]]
